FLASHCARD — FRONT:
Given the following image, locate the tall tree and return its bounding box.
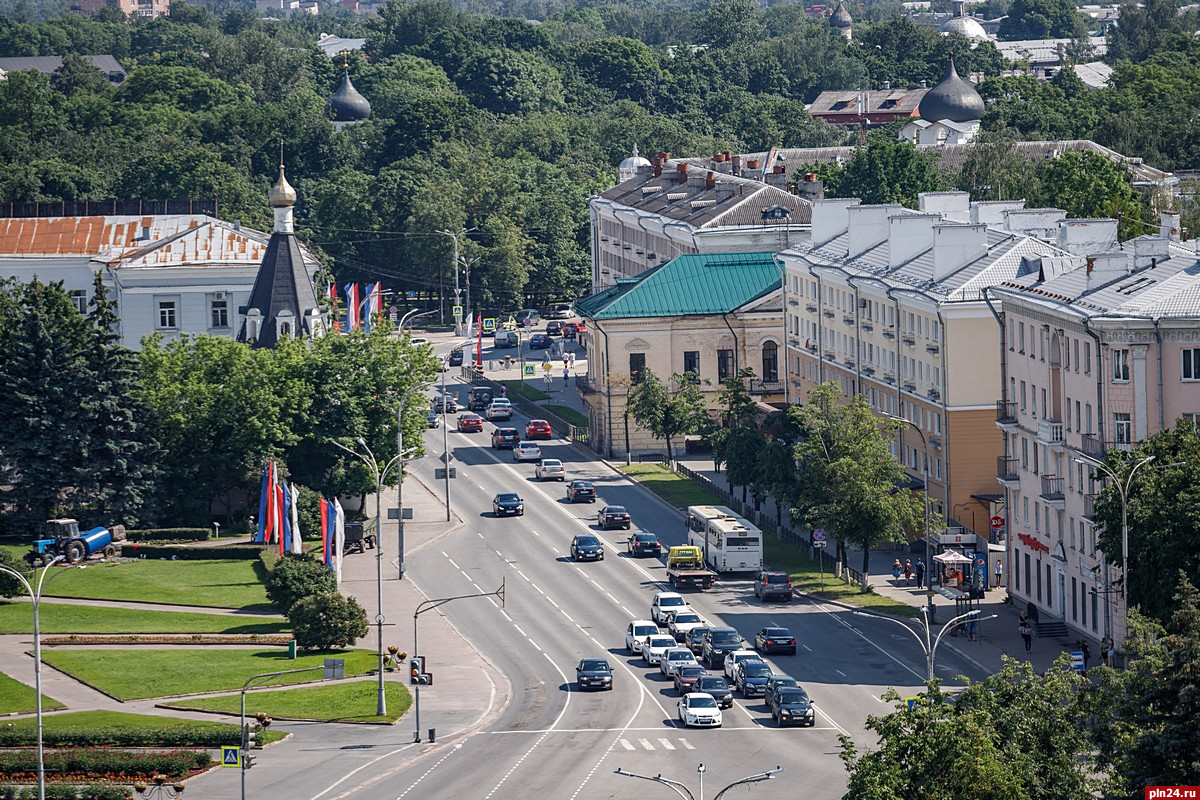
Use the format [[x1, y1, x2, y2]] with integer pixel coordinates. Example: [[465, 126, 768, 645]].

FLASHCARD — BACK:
[[711, 369, 763, 503], [807, 133, 945, 208], [1035, 151, 1148, 240], [626, 369, 709, 467]]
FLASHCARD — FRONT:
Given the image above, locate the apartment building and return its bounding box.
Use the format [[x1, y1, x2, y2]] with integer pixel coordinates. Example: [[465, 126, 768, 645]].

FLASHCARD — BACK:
[[991, 214, 1200, 644], [778, 193, 1089, 558]]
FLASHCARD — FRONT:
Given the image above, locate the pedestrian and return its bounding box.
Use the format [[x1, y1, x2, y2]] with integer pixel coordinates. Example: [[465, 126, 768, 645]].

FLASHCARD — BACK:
[[563, 365, 570, 384], [966, 617, 977, 641], [892, 559, 902, 584], [1019, 620, 1033, 652], [903, 559, 912, 586], [1081, 640, 1091, 670], [1106, 639, 1116, 668], [1100, 636, 1112, 667], [915, 559, 925, 588], [994, 559, 1004, 588], [499, 384, 508, 398]]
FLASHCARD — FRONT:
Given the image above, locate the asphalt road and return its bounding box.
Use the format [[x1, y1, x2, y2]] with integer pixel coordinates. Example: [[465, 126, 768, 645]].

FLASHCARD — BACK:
[[355, 374, 989, 800]]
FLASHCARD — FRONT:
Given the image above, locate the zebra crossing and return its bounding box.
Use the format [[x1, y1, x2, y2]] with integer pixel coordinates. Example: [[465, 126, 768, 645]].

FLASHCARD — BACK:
[[617, 737, 695, 752]]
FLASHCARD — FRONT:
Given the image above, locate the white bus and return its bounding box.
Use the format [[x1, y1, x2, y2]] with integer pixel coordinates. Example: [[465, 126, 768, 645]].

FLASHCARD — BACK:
[[685, 505, 764, 573]]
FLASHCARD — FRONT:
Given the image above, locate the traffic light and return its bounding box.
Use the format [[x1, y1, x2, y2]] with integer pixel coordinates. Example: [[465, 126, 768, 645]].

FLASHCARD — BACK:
[[245, 720, 266, 749], [410, 656, 432, 685]]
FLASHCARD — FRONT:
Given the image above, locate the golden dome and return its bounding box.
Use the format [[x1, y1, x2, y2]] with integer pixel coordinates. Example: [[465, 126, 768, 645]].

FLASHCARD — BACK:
[[269, 164, 297, 208]]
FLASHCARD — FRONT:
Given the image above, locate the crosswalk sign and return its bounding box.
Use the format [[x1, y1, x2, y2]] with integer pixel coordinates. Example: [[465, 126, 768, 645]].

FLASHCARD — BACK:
[[482, 317, 496, 332], [222, 746, 240, 768], [524, 365, 536, 377], [452, 305, 463, 317]]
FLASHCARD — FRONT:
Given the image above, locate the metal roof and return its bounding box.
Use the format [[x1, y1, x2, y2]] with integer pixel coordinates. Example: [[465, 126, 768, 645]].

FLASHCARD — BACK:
[[0, 55, 125, 80]]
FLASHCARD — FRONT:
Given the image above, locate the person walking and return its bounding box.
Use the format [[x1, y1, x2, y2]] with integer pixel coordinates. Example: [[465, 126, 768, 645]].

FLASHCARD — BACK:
[[1019, 619, 1033, 652], [903, 560, 913, 586], [994, 559, 1004, 588], [892, 559, 902, 584], [1081, 640, 1091, 671], [915, 559, 926, 588], [966, 617, 977, 641], [1100, 636, 1112, 667], [563, 365, 570, 384]]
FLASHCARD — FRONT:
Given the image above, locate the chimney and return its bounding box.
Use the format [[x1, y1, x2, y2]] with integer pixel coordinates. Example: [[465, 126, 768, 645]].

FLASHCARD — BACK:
[[888, 213, 941, 269], [1055, 219, 1119, 256], [846, 204, 903, 254], [882, 80, 891, 90], [970, 199, 1025, 226], [1086, 251, 1131, 289], [732, 155, 743, 176], [932, 223, 988, 280], [746, 159, 761, 170], [713, 153, 725, 163], [797, 173, 824, 202], [705, 171, 716, 190], [811, 197, 861, 242], [677, 163, 689, 184], [765, 170, 788, 189], [1160, 210, 1181, 241], [1133, 234, 1170, 268], [918, 191, 971, 222], [1003, 208, 1067, 240], [653, 159, 662, 178]]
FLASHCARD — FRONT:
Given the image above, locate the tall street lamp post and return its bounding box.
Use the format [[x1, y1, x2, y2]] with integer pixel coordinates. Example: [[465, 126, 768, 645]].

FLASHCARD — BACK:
[[0, 555, 66, 800], [435, 228, 477, 336], [614, 765, 783, 800], [855, 608, 995, 682], [885, 413, 935, 622]]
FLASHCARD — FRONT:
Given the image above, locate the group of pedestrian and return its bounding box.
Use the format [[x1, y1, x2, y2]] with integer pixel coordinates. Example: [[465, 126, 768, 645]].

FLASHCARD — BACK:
[[891, 558, 927, 588]]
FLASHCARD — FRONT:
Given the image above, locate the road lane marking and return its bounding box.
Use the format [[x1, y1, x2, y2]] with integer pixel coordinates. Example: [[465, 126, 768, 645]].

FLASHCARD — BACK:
[[638, 738, 654, 750], [679, 738, 695, 750], [307, 745, 417, 800], [483, 651, 572, 799], [620, 739, 635, 750], [513, 624, 528, 637], [658, 738, 675, 750], [395, 744, 460, 799]]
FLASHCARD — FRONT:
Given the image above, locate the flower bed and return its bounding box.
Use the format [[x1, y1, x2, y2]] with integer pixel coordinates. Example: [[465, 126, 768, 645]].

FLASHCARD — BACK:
[[41, 634, 292, 646], [0, 749, 212, 783], [1, 783, 131, 799]]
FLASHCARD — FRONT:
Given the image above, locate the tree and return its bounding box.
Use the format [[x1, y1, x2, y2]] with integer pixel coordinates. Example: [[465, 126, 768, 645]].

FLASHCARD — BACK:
[[50, 53, 112, 98], [1035, 151, 1148, 239], [955, 132, 1043, 202], [808, 133, 945, 208], [289, 592, 369, 651], [711, 370, 763, 503], [997, 0, 1089, 40], [266, 554, 338, 613], [626, 369, 709, 467], [574, 37, 661, 104], [758, 438, 799, 531], [791, 383, 921, 591], [0, 550, 30, 598]]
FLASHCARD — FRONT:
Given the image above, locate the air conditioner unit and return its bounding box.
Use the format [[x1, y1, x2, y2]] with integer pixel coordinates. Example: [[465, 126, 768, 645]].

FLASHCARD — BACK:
[[213, 291, 227, 301]]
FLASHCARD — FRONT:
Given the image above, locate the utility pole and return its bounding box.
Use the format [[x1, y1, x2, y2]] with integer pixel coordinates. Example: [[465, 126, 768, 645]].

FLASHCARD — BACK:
[[437, 228, 476, 337]]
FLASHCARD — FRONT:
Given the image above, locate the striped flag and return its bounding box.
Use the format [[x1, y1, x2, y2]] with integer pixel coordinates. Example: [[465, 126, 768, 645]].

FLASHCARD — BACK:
[[289, 485, 303, 555], [333, 499, 346, 582], [255, 462, 269, 543], [280, 479, 292, 556], [319, 497, 330, 567], [344, 283, 361, 331], [328, 283, 340, 333]]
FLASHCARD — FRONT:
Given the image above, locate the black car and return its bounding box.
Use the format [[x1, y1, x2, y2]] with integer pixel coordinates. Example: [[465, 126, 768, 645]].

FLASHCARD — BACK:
[[491, 427, 520, 449], [545, 321, 564, 336], [773, 687, 815, 727], [701, 627, 744, 669], [492, 492, 524, 517], [575, 658, 613, 691], [734, 659, 772, 698], [597, 505, 631, 530], [447, 349, 464, 366], [627, 532, 662, 557], [529, 333, 551, 349], [685, 626, 711, 656], [570, 534, 604, 561], [565, 480, 596, 503], [754, 626, 798, 656], [425, 410, 441, 428], [693, 675, 734, 709]]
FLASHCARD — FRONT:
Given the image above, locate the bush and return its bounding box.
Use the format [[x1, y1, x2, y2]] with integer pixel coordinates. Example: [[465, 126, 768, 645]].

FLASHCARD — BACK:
[[0, 722, 247, 748], [0, 748, 212, 783], [124, 528, 210, 542], [266, 555, 337, 613], [121, 544, 264, 560], [1, 784, 131, 799], [290, 592, 368, 651], [0, 551, 30, 599]]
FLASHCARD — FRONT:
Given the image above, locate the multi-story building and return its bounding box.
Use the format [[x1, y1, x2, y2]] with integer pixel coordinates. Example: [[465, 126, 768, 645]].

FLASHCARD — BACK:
[[70, 0, 169, 17], [778, 193, 1092, 559], [589, 150, 813, 292], [990, 213, 1200, 645], [575, 251, 784, 458]]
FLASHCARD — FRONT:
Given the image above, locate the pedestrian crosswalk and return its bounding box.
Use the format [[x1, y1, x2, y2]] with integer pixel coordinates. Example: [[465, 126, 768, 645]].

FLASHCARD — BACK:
[[618, 737, 695, 751]]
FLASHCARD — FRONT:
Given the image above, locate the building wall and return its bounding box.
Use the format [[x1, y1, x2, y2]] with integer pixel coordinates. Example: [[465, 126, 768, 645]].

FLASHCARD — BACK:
[[945, 407, 1001, 527]]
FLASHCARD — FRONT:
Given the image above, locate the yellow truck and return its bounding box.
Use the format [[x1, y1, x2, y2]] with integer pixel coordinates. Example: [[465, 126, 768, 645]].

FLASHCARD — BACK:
[[666, 545, 717, 590]]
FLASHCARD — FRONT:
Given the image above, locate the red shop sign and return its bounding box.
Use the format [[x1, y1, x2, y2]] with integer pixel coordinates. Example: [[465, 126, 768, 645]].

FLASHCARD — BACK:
[[1018, 532, 1050, 553]]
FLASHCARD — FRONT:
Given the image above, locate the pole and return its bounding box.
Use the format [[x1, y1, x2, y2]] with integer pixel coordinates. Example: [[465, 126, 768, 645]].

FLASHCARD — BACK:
[[451, 232, 461, 336], [441, 365, 451, 522], [412, 610, 421, 743], [374, 469, 386, 716], [397, 400, 405, 580], [887, 414, 935, 622], [240, 685, 247, 800]]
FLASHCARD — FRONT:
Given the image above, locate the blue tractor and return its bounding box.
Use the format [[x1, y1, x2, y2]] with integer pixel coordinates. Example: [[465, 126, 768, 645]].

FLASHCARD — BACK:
[[27, 519, 127, 566]]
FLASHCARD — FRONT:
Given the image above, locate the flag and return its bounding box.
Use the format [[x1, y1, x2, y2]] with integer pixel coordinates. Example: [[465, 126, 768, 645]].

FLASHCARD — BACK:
[[333, 499, 346, 582], [262, 462, 277, 545], [280, 479, 292, 556], [319, 497, 330, 569], [255, 462, 269, 543], [363, 282, 382, 335], [289, 485, 303, 555], [476, 312, 482, 366], [328, 283, 340, 333], [344, 283, 360, 331]]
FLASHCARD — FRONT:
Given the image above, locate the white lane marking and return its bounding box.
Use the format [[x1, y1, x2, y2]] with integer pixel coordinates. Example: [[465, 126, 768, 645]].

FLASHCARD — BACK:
[[444, 554, 461, 570], [802, 643, 813, 652], [530, 582, 547, 596], [835, 669, 846, 677], [528, 639, 542, 652], [518, 570, 530, 581], [657, 738, 675, 750], [619, 739, 635, 751], [499, 610, 513, 622], [307, 745, 416, 800], [395, 743, 460, 799], [679, 738, 695, 750], [513, 624, 528, 638], [620, 606, 632, 617], [638, 739, 654, 750]]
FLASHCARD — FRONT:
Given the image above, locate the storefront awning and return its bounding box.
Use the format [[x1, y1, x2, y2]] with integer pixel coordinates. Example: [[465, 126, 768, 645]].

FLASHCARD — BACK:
[[934, 549, 973, 564]]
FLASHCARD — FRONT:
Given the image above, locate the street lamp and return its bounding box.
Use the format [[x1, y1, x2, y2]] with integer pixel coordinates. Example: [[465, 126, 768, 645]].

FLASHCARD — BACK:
[[435, 228, 477, 335], [132, 775, 185, 799], [885, 413, 935, 622], [854, 608, 995, 682], [0, 555, 67, 800], [398, 308, 436, 334], [614, 765, 783, 800]]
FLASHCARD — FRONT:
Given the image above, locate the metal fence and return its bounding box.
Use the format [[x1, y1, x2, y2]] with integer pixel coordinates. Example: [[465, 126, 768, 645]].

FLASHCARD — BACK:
[[464, 371, 589, 445]]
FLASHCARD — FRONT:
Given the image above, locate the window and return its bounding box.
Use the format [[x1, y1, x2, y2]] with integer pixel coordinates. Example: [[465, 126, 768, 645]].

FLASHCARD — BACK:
[[70, 289, 88, 315], [1114, 412, 1132, 444], [157, 300, 177, 329], [1018, 322, 1026, 353], [1074, 339, 1080, 373], [1111, 348, 1130, 382], [683, 351, 700, 376], [1071, 576, 1077, 621], [1064, 337, 1070, 370], [761, 342, 778, 382], [1081, 579, 1087, 627], [1066, 398, 1072, 430], [1020, 381, 1027, 412], [210, 299, 229, 329], [717, 349, 735, 382], [629, 353, 646, 384], [1183, 349, 1200, 381], [1084, 341, 1091, 374]]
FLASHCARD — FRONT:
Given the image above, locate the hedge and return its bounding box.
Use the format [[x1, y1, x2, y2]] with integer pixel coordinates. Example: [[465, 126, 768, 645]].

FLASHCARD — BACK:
[[121, 543, 264, 560], [0, 749, 212, 783], [1, 785, 130, 799], [0, 723, 246, 749], [124, 528, 210, 543]]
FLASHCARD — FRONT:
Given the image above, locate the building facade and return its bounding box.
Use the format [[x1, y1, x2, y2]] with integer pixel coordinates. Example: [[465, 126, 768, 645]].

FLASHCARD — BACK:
[[70, 0, 169, 17]]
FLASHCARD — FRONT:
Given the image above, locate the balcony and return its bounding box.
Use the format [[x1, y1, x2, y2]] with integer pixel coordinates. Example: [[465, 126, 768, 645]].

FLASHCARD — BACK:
[[842, 314, 855, 325], [807, 343, 819, 354], [995, 400, 1018, 428], [901, 334, 916, 346], [926, 343, 940, 355], [902, 380, 917, 392], [788, 298, 799, 307], [860, 321, 874, 332], [1036, 419, 1064, 449], [823, 350, 836, 361], [1040, 474, 1065, 508], [882, 326, 896, 340], [748, 380, 785, 395], [844, 358, 856, 368], [576, 373, 597, 394], [996, 456, 1020, 487], [1081, 435, 1133, 459], [862, 366, 875, 376], [883, 370, 896, 384], [927, 387, 941, 400], [823, 309, 836, 318], [787, 337, 801, 349], [928, 436, 942, 449], [805, 303, 818, 313], [1082, 493, 1097, 523]]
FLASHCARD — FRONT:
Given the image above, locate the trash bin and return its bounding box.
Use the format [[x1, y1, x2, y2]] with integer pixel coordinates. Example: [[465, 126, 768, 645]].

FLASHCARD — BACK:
[[288, 640, 297, 659]]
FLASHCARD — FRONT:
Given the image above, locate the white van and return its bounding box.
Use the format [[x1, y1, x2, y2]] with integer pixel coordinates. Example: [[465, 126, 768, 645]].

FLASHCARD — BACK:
[[494, 331, 519, 348]]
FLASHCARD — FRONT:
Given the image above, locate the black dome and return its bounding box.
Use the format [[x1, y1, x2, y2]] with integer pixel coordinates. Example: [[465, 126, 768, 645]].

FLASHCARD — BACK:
[[830, 1, 853, 27], [918, 58, 984, 123], [327, 72, 371, 123]]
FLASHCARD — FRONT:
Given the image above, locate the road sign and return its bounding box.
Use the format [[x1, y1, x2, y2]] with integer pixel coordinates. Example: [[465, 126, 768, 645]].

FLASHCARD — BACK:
[[905, 696, 921, 712], [221, 746, 240, 768], [812, 528, 827, 542], [813, 540, 826, 549], [524, 365, 536, 377], [434, 468, 457, 479], [439, 452, 455, 464], [452, 305, 463, 317], [990, 515, 1005, 530], [482, 317, 496, 332], [1070, 651, 1086, 671], [542, 362, 552, 373]]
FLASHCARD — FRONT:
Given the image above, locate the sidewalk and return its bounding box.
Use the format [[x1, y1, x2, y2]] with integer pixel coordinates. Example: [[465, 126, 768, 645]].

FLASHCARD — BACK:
[[674, 454, 1088, 679]]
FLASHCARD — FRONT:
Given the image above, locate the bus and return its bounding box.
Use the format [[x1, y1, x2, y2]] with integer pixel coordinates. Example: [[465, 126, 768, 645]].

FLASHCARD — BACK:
[[685, 505, 764, 573]]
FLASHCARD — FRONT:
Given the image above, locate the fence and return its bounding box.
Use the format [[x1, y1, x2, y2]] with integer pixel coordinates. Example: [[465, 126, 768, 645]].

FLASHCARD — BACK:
[[464, 371, 589, 445]]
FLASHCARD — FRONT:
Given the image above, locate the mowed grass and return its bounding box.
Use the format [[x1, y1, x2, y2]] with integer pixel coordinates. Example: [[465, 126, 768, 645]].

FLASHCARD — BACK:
[[543, 405, 587, 427], [165, 680, 411, 724], [0, 670, 65, 714], [502, 380, 549, 401], [619, 463, 726, 509], [0, 602, 288, 635], [43, 558, 272, 611], [0, 709, 286, 744], [39, 649, 379, 701]]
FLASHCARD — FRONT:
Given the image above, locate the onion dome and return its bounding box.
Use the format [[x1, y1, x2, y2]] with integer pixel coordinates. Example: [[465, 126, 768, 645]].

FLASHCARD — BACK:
[[618, 144, 652, 182], [918, 57, 985, 123], [327, 71, 371, 123], [269, 163, 296, 208], [830, 1, 853, 28]]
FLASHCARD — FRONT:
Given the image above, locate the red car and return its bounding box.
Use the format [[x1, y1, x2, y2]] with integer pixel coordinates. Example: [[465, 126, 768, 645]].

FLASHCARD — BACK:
[[457, 413, 483, 432], [526, 419, 552, 440]]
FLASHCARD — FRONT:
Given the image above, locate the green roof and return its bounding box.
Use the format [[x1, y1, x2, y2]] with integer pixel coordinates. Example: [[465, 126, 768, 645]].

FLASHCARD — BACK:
[[575, 252, 780, 320]]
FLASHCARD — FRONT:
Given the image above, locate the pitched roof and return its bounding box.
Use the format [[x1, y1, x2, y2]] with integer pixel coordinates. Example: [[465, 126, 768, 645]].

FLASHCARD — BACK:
[[575, 251, 780, 319], [0, 55, 126, 81], [808, 88, 926, 117], [237, 231, 321, 348]]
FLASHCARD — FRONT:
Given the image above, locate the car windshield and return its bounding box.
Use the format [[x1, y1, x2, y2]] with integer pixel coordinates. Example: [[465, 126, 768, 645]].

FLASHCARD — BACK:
[[660, 596, 686, 608], [709, 630, 740, 644], [519, 442, 537, 448], [575, 536, 600, 546], [687, 696, 718, 709], [648, 636, 675, 648], [678, 666, 706, 677], [769, 677, 798, 688], [542, 460, 562, 467], [764, 628, 792, 638], [580, 660, 609, 672], [742, 663, 771, 677], [778, 688, 810, 703], [689, 628, 711, 641], [574, 482, 593, 489], [667, 650, 692, 661], [496, 494, 520, 503], [673, 613, 702, 624], [633, 625, 657, 636], [634, 534, 656, 542], [605, 506, 627, 514], [696, 677, 728, 691]]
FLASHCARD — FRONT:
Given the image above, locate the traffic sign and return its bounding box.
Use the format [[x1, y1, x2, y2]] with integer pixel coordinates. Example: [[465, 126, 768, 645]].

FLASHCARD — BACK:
[[813, 540, 826, 549], [1070, 651, 1086, 671], [434, 468, 457, 479], [812, 528, 827, 542], [452, 305, 463, 317], [905, 696, 921, 712], [482, 317, 496, 332], [524, 365, 536, 377], [221, 746, 240, 768], [990, 515, 1005, 530]]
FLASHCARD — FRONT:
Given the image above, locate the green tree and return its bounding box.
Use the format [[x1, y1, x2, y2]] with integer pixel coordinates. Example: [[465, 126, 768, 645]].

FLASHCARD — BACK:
[[758, 438, 799, 531], [574, 37, 661, 104], [0, 550, 30, 598], [265, 554, 339, 613], [1035, 151, 1148, 239], [997, 0, 1089, 39], [289, 591, 369, 651], [808, 133, 945, 208], [626, 369, 709, 467], [711, 370, 763, 503], [50, 53, 112, 98], [955, 132, 1043, 201], [791, 383, 920, 591]]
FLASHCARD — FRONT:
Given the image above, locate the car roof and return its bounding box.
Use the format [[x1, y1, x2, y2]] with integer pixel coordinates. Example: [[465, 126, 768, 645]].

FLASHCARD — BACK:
[[530, 419, 549, 424], [762, 626, 792, 634], [654, 591, 684, 600], [633, 532, 657, 540], [604, 505, 627, 511], [629, 619, 657, 627], [496, 427, 518, 433], [574, 534, 600, 543], [579, 658, 610, 668], [696, 675, 728, 686], [708, 626, 739, 635], [541, 458, 563, 465]]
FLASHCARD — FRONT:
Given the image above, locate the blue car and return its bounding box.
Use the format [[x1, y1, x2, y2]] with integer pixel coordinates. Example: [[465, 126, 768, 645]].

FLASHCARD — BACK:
[[734, 660, 772, 698], [529, 333, 551, 349]]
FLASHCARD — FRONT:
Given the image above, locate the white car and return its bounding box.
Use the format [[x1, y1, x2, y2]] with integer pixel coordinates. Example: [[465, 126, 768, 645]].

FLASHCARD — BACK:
[[651, 591, 690, 625], [659, 647, 699, 677], [667, 611, 707, 642], [723, 649, 761, 681], [640, 635, 677, 665], [677, 693, 723, 728], [513, 441, 542, 462], [410, 337, 430, 346], [625, 620, 659, 654], [535, 459, 565, 481], [486, 401, 513, 421]]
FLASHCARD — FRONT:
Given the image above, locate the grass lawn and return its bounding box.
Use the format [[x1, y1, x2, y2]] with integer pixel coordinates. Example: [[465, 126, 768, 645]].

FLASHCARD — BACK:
[[0, 602, 288, 635], [544, 405, 587, 427], [43, 558, 272, 611], [165, 680, 411, 724], [619, 463, 725, 508], [503, 380, 549, 401], [0, 671, 64, 715], [39, 648, 379, 701], [0, 709, 286, 745]]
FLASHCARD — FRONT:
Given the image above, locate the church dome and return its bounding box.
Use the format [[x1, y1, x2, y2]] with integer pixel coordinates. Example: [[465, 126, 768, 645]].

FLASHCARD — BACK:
[[918, 58, 985, 123], [618, 144, 651, 182], [829, 0, 853, 28], [269, 164, 297, 208], [942, 11, 989, 40], [327, 72, 371, 123]]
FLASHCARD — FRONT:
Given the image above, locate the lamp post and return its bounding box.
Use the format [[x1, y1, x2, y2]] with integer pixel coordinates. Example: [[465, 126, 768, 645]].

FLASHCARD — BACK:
[[435, 228, 477, 336], [614, 765, 783, 800], [398, 308, 436, 334], [132, 775, 185, 799], [0, 556, 66, 800], [854, 608, 996, 682], [885, 413, 935, 622], [440, 357, 452, 522]]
